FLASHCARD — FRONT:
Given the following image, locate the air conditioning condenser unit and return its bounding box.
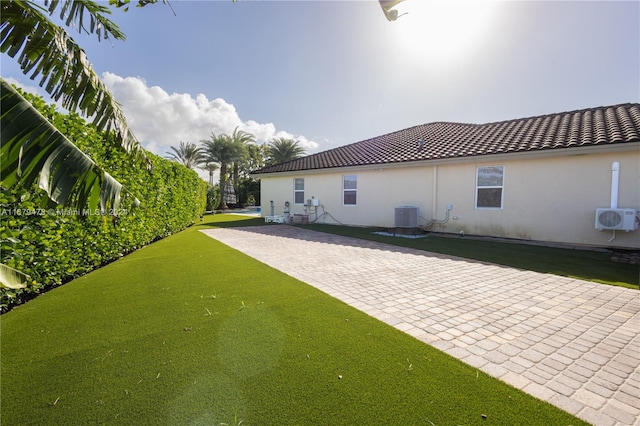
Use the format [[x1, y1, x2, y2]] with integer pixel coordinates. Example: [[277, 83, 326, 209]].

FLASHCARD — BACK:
[[595, 208, 638, 231], [395, 207, 418, 228]]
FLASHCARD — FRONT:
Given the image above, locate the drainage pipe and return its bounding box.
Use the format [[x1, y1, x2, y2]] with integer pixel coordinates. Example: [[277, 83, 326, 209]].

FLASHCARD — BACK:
[[608, 161, 620, 242], [611, 161, 619, 209], [432, 165, 438, 219]]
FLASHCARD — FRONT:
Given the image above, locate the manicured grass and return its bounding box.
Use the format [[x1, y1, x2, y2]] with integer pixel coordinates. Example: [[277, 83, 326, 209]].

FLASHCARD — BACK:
[[1, 215, 587, 425], [300, 223, 639, 289]]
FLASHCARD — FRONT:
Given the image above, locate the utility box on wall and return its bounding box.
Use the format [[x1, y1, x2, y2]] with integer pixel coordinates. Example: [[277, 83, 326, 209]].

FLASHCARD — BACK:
[[395, 207, 418, 228], [595, 208, 638, 231]]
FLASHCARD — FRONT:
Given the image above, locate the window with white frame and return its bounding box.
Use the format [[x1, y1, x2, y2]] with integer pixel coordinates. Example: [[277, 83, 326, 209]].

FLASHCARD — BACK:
[[476, 166, 504, 209], [343, 175, 357, 205], [294, 178, 305, 204]]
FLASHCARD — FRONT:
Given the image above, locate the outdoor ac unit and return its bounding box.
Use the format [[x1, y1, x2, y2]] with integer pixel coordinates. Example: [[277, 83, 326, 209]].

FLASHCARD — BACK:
[[595, 208, 638, 231], [395, 207, 418, 228]]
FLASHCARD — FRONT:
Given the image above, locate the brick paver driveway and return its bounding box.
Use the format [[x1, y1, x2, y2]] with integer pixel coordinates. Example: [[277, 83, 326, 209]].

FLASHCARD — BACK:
[[201, 225, 639, 426]]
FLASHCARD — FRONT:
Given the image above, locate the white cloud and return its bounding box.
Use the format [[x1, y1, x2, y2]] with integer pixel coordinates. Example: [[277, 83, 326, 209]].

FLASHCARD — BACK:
[[102, 72, 319, 159]]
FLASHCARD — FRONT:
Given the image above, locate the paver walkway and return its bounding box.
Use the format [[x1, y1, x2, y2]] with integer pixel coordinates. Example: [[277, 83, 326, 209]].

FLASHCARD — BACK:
[[201, 225, 640, 426]]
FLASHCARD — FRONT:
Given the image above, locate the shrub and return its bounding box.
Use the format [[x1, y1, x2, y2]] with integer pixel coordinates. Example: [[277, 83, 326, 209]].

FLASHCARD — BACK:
[[0, 90, 207, 312], [206, 185, 221, 212], [237, 176, 260, 207]]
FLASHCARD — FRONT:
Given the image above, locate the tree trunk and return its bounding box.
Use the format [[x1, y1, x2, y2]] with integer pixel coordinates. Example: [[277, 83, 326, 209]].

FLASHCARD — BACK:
[[233, 162, 239, 199], [219, 163, 228, 209]]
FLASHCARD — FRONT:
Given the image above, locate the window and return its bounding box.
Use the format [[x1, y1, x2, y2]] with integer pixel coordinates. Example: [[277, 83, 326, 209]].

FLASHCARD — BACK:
[[343, 175, 357, 205], [476, 166, 504, 209], [294, 178, 305, 204]]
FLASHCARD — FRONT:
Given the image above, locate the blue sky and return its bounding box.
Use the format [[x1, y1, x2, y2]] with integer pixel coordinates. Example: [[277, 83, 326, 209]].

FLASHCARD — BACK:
[[3, 0, 639, 162]]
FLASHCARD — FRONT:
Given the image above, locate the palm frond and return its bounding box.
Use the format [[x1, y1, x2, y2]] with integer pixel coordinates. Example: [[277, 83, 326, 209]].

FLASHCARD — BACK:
[[0, 1, 147, 163], [44, 0, 126, 41], [0, 79, 138, 213], [165, 141, 205, 169], [231, 127, 256, 146], [109, 0, 175, 15], [0, 263, 30, 289], [268, 137, 306, 164]]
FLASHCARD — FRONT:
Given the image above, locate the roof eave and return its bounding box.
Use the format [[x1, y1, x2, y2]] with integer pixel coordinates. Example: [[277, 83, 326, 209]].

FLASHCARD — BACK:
[[251, 141, 640, 177]]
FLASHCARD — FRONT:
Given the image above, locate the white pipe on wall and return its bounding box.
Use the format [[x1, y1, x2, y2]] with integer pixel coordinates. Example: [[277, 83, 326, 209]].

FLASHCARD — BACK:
[[432, 165, 438, 219], [611, 161, 620, 209]]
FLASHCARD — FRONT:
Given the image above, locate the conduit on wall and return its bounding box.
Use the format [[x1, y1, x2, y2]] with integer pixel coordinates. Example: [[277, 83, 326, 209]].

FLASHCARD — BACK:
[[422, 165, 452, 229], [608, 161, 620, 242], [432, 165, 438, 219], [610, 161, 619, 209]]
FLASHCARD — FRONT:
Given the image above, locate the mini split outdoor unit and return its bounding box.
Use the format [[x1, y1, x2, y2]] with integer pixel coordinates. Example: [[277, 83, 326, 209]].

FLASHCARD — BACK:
[[395, 206, 418, 228], [595, 208, 638, 231], [595, 162, 639, 232]]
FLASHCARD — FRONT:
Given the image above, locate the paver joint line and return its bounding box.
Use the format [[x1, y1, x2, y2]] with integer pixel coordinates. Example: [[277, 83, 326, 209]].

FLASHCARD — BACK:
[[201, 225, 640, 426]]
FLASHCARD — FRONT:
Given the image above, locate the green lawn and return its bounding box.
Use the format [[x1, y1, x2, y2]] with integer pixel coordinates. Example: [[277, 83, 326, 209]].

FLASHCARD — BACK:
[[300, 223, 639, 289], [1, 215, 588, 425]]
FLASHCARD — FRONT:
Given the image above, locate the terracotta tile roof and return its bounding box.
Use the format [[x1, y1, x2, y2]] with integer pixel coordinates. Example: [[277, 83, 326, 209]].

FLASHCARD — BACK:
[[253, 103, 640, 174]]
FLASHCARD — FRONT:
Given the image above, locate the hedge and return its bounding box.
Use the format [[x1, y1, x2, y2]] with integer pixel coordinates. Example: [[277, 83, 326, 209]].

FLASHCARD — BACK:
[[0, 89, 207, 312]]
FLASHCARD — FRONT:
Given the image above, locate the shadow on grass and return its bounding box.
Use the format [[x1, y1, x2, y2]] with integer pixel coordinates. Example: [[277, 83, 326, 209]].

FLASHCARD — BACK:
[[194, 214, 265, 229]]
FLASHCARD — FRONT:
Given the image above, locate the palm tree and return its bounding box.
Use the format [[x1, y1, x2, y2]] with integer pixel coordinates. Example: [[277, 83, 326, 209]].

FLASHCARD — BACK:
[[201, 133, 246, 209], [229, 127, 255, 195], [165, 141, 205, 169], [201, 162, 220, 187], [1, 1, 147, 161], [0, 0, 155, 288], [244, 143, 269, 176], [267, 138, 306, 165]]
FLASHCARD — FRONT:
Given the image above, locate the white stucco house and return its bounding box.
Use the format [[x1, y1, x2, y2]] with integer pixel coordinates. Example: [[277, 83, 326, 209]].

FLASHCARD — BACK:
[[252, 103, 640, 249]]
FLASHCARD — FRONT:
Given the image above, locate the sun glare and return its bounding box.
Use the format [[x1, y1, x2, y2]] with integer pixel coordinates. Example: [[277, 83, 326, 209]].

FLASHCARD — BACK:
[[389, 1, 500, 64]]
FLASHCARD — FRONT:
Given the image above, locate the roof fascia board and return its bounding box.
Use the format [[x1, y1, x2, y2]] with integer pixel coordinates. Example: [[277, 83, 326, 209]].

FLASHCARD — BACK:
[[251, 142, 639, 178]]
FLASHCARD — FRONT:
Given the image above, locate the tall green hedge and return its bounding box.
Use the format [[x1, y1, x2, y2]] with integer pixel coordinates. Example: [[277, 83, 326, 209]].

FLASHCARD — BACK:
[[0, 90, 207, 312]]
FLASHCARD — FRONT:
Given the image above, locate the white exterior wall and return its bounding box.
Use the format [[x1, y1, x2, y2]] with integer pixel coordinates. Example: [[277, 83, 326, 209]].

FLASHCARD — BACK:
[[258, 147, 640, 249], [260, 168, 433, 226]]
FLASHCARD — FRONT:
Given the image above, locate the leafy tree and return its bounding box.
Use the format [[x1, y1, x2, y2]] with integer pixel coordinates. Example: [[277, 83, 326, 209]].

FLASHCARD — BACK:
[[233, 143, 268, 207], [267, 137, 306, 165], [165, 141, 205, 169], [229, 127, 255, 195], [237, 177, 260, 207], [244, 143, 269, 175]]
